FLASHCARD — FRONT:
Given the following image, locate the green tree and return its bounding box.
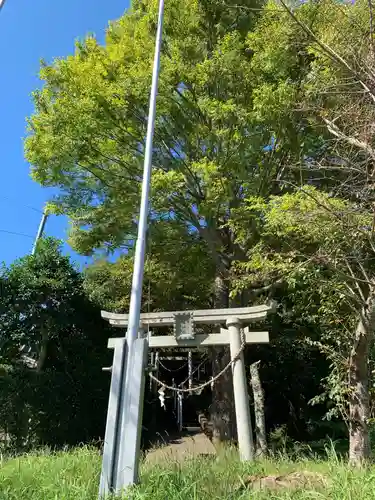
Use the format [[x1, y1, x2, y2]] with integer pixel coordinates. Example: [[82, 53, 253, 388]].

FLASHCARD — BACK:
[[229, 187, 374, 463], [25, 0, 372, 448], [84, 219, 214, 312], [25, 0, 278, 440], [24, 0, 328, 303], [244, 0, 375, 464], [0, 238, 110, 448]]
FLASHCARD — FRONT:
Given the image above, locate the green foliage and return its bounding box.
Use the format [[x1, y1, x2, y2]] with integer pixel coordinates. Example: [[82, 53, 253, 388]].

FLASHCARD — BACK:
[[0, 238, 81, 360], [247, 0, 375, 198], [23, 0, 375, 452], [0, 447, 100, 500], [25, 0, 296, 263], [0, 238, 110, 449], [229, 188, 373, 420], [230, 187, 371, 294], [84, 220, 214, 311]]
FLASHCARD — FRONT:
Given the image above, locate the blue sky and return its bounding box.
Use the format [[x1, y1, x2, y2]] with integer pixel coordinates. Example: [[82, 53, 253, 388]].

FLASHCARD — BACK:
[[0, 0, 129, 267]]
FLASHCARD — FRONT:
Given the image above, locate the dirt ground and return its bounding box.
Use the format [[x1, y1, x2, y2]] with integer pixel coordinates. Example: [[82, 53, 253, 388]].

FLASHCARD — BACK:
[[145, 429, 216, 464]]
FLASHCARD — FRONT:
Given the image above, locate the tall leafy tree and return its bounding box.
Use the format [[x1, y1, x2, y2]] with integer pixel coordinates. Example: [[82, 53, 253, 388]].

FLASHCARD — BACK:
[[84, 219, 214, 312], [0, 238, 110, 447], [25, 0, 278, 439], [25, 0, 276, 290], [244, 0, 375, 464], [24, 0, 325, 300], [26, 0, 374, 448]]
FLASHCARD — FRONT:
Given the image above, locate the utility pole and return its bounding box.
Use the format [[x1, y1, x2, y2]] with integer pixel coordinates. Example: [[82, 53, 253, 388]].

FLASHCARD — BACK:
[[19, 206, 49, 358], [31, 208, 48, 255]]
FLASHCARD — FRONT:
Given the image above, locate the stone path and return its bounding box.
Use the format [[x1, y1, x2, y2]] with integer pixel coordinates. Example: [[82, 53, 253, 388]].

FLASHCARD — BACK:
[[145, 430, 216, 464]]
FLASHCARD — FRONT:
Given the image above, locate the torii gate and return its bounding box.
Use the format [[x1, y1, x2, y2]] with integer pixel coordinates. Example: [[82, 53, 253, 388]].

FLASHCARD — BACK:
[[98, 304, 274, 498]]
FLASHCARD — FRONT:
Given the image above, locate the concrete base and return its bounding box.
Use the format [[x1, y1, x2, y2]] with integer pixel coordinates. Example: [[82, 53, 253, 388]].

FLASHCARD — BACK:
[[99, 338, 148, 498]]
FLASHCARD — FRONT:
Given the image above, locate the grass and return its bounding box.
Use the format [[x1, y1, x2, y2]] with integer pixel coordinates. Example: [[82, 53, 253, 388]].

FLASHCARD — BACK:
[[0, 445, 375, 498], [0, 446, 101, 499]]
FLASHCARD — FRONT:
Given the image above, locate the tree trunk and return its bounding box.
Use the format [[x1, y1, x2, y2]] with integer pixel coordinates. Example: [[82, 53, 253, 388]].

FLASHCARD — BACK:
[[36, 327, 49, 373], [348, 290, 375, 466], [209, 275, 237, 444], [250, 361, 267, 457]]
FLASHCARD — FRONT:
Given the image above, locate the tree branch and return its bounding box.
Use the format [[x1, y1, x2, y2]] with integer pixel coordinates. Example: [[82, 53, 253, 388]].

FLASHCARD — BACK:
[[278, 0, 375, 104], [321, 117, 375, 162]]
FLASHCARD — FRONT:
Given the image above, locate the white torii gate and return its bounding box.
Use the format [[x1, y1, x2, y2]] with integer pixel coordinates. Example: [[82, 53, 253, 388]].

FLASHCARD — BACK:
[[98, 304, 274, 498]]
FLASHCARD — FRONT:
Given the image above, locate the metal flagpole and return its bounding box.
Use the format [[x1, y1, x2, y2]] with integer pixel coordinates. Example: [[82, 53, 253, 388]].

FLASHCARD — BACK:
[[125, 0, 164, 354], [113, 0, 165, 490]]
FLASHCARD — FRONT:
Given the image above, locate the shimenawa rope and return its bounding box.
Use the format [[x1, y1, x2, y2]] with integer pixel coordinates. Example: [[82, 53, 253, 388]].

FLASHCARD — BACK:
[[149, 329, 246, 394]]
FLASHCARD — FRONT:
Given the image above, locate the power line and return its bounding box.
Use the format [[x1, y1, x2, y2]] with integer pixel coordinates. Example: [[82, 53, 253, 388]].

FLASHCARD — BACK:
[[0, 229, 34, 239], [0, 195, 43, 214]]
